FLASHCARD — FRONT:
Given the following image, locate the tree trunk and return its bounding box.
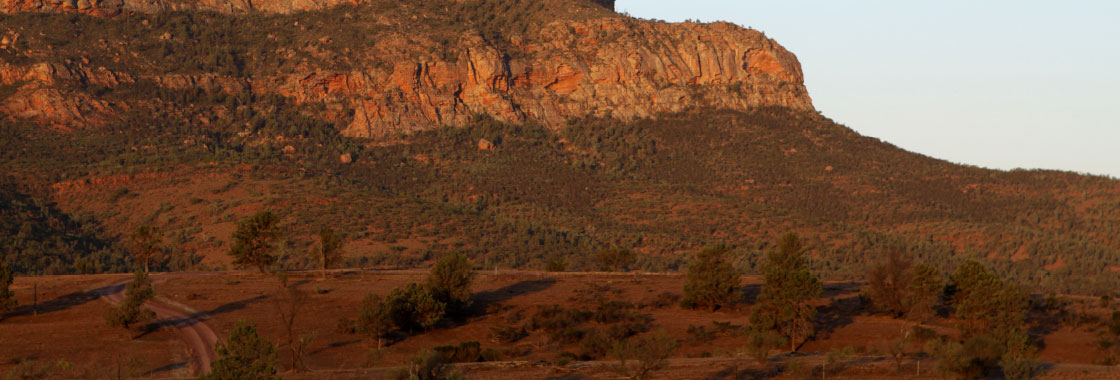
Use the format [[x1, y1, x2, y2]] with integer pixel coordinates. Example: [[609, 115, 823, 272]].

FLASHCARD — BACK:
[[320, 248, 327, 280]]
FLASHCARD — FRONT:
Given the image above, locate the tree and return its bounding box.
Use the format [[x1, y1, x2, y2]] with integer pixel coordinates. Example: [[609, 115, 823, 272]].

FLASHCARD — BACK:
[[905, 263, 943, 321], [426, 252, 475, 316], [384, 283, 446, 333], [317, 228, 342, 280], [999, 329, 1040, 380], [749, 233, 822, 352], [950, 260, 1028, 341], [595, 248, 635, 272], [129, 225, 162, 273], [611, 330, 678, 380], [865, 249, 913, 317], [273, 274, 313, 372], [356, 293, 393, 349], [202, 320, 279, 380], [680, 244, 740, 311], [105, 271, 156, 331], [0, 256, 15, 316], [229, 211, 281, 272], [866, 251, 945, 321]]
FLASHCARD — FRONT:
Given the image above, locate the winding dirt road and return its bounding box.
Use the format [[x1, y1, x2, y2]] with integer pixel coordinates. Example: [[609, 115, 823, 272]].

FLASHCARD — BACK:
[[97, 276, 218, 376]]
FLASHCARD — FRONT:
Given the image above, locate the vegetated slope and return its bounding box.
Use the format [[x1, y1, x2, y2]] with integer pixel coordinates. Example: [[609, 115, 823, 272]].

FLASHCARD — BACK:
[[0, 178, 129, 274], [0, 0, 1117, 294]]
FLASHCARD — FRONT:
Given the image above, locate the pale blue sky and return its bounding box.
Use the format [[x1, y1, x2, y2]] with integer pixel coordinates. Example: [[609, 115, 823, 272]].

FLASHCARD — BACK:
[[617, 1, 1120, 178]]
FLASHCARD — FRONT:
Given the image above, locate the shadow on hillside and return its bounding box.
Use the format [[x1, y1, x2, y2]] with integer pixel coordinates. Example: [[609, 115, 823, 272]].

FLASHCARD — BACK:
[[701, 363, 780, 380], [813, 294, 859, 340], [469, 278, 557, 316], [308, 339, 362, 357], [144, 361, 187, 377], [821, 281, 862, 299], [7, 287, 105, 318], [197, 294, 271, 317]]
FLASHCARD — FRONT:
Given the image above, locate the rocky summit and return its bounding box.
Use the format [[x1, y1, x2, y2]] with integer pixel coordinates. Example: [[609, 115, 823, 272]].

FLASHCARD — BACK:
[[0, 0, 810, 137]]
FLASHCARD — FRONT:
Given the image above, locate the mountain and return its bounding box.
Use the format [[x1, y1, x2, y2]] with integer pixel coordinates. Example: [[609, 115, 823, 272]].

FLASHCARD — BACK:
[[1, 0, 1118, 294]]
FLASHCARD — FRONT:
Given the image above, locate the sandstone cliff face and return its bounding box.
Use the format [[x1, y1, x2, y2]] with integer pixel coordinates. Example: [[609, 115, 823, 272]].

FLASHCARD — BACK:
[[0, 1, 813, 138], [0, 0, 360, 16], [266, 19, 813, 137], [0, 62, 132, 128]]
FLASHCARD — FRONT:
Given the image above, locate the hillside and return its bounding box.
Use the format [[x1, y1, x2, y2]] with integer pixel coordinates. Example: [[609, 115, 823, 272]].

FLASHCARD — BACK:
[[1, 0, 1119, 295]]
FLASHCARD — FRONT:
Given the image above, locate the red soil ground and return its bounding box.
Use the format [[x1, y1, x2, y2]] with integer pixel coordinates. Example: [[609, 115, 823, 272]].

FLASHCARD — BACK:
[[2, 270, 1117, 379]]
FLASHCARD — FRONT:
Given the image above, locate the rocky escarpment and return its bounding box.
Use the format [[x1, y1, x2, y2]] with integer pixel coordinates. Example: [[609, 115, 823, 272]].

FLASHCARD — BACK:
[[0, 0, 813, 137], [0, 0, 361, 16], [313, 20, 813, 137]]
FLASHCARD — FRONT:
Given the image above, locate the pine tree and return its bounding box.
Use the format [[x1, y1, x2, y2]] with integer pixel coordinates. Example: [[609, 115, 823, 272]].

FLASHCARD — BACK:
[[750, 233, 821, 352], [130, 225, 162, 273], [426, 252, 475, 316], [228, 211, 280, 273], [680, 244, 740, 310], [202, 320, 279, 380], [951, 260, 1027, 341], [905, 263, 943, 321]]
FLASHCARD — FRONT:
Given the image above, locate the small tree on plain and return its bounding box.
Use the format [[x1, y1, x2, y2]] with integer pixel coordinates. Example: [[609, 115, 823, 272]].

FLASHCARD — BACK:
[[273, 273, 313, 372], [866, 249, 913, 316], [129, 225, 162, 273], [951, 260, 1028, 341], [202, 320, 279, 380], [356, 293, 393, 349], [750, 233, 821, 352], [317, 228, 342, 279], [905, 263, 943, 321], [680, 244, 740, 311], [999, 329, 1041, 380], [228, 211, 281, 273], [426, 252, 475, 316], [0, 256, 16, 316], [384, 283, 446, 333], [611, 330, 678, 380], [105, 271, 156, 332]]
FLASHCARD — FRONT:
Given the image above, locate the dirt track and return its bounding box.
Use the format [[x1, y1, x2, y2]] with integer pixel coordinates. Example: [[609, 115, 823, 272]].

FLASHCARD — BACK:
[[97, 275, 217, 376]]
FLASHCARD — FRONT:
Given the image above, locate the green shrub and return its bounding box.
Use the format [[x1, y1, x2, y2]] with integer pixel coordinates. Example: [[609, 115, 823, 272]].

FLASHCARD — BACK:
[[681, 245, 739, 311], [202, 320, 279, 380], [383, 284, 446, 333], [611, 330, 678, 380], [104, 271, 156, 330]]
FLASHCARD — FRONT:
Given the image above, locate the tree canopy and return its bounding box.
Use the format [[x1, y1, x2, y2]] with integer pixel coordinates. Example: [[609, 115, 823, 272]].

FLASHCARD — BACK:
[[228, 211, 281, 272]]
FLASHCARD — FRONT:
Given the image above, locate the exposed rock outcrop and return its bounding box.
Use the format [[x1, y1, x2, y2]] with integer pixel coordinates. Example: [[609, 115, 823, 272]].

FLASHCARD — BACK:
[[264, 19, 813, 137], [0, 1, 814, 137], [0, 0, 361, 16]]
